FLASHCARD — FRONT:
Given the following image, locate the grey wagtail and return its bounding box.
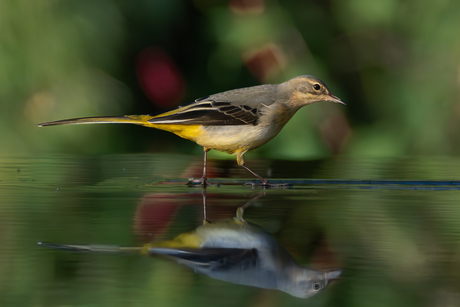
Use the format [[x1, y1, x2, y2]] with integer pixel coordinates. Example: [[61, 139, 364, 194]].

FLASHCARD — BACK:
[[38, 75, 345, 186], [38, 206, 341, 298]]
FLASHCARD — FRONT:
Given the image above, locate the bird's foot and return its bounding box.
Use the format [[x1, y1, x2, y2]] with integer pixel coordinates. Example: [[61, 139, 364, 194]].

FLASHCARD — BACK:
[[186, 177, 219, 187]]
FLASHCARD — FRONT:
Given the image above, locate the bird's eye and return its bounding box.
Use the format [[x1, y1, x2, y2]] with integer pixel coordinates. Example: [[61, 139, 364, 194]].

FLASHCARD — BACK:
[[313, 283, 321, 291], [313, 83, 321, 91]]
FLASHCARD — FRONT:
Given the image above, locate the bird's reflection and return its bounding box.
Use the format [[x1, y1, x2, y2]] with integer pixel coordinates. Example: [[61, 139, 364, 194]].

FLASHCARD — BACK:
[[39, 189, 341, 298]]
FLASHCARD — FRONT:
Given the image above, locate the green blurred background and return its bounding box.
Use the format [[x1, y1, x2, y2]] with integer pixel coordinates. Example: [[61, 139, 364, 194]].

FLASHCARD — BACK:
[[2, 2, 460, 306], [3, 0, 459, 159]]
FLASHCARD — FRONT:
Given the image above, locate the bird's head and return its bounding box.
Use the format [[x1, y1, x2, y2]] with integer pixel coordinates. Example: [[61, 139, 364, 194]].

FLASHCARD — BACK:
[[283, 75, 345, 107], [286, 269, 342, 298]]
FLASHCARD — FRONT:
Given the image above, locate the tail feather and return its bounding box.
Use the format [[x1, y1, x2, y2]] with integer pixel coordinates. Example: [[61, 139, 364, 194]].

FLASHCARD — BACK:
[[37, 241, 143, 254], [37, 114, 202, 142], [37, 115, 149, 127]]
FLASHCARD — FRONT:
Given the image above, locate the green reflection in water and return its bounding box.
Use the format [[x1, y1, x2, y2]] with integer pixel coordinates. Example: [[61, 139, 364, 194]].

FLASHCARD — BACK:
[[1, 154, 460, 306]]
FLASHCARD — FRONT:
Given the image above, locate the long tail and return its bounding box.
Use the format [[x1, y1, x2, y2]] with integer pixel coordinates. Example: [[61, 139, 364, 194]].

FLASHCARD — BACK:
[[37, 242, 254, 263], [37, 241, 180, 257], [37, 241, 144, 254], [37, 115, 152, 127]]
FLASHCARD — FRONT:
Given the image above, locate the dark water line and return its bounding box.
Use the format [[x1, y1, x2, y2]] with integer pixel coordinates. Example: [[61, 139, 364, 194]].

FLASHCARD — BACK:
[[178, 178, 460, 186], [168, 179, 460, 186], [282, 179, 460, 185], [283, 184, 460, 191], [342, 185, 460, 191], [169, 179, 460, 191]]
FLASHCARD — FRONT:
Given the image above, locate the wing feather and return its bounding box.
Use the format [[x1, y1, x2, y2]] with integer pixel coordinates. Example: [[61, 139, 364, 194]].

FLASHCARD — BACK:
[[148, 247, 258, 270], [148, 99, 260, 126]]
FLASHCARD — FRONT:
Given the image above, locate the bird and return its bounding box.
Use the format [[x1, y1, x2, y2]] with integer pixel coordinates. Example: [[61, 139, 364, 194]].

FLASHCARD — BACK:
[[38, 205, 341, 298], [38, 75, 345, 186]]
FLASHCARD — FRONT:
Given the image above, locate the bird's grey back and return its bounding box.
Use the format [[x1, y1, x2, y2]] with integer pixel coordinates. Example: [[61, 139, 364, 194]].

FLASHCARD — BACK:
[[207, 84, 280, 108]]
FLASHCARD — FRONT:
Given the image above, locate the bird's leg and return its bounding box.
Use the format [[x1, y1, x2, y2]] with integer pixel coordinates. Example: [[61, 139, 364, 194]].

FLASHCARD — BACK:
[[202, 186, 211, 225], [241, 192, 265, 210], [200, 148, 210, 186], [235, 207, 245, 222], [237, 153, 291, 187], [235, 193, 265, 222], [236, 153, 269, 185], [241, 163, 269, 185], [187, 148, 212, 186]]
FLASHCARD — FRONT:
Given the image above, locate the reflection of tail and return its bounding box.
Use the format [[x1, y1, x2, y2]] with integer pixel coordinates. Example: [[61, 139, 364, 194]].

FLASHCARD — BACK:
[[37, 115, 152, 127], [37, 242, 143, 254], [38, 241, 255, 267]]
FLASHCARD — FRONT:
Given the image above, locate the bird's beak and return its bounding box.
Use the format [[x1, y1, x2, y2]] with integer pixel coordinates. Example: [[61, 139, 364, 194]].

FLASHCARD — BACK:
[[326, 270, 342, 284], [329, 94, 346, 105]]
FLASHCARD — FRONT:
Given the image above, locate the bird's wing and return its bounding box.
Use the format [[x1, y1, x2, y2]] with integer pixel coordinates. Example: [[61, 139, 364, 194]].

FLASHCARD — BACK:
[[147, 98, 260, 126], [148, 247, 258, 271], [147, 84, 278, 126]]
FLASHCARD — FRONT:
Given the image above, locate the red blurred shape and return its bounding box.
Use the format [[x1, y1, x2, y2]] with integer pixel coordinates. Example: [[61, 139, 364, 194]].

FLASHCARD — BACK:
[[134, 194, 181, 241], [319, 111, 351, 155], [229, 0, 265, 14], [309, 239, 342, 271], [136, 48, 185, 108], [244, 44, 284, 82], [181, 160, 220, 179]]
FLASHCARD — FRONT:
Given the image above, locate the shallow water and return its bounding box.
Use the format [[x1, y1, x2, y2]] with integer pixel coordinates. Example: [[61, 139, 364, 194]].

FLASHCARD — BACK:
[[1, 154, 460, 306]]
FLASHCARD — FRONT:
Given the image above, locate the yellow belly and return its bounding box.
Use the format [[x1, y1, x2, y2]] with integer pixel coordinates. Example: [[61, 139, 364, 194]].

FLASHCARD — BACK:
[[195, 124, 284, 154], [148, 120, 287, 156], [141, 100, 298, 156], [146, 123, 203, 141]]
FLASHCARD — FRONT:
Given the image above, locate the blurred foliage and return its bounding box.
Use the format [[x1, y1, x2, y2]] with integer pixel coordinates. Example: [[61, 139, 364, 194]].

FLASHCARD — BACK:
[[3, 2, 460, 306], [1, 0, 460, 158]]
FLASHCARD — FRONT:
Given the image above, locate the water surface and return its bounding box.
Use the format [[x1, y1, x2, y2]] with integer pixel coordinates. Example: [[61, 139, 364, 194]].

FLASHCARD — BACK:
[[1, 154, 460, 306]]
